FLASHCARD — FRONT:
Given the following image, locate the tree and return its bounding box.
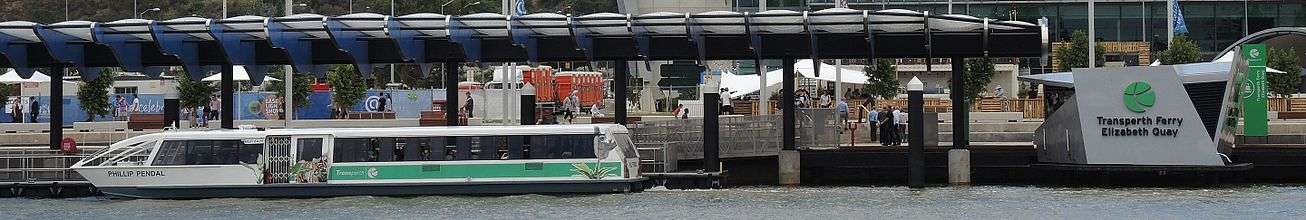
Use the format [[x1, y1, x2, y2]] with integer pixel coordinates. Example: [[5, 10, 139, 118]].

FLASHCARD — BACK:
[[327, 65, 368, 118], [1268, 48, 1302, 98], [1055, 30, 1106, 72], [960, 57, 998, 105], [0, 82, 12, 98], [76, 69, 115, 122], [862, 59, 899, 99], [175, 71, 213, 113], [1159, 35, 1202, 65], [264, 70, 313, 109]]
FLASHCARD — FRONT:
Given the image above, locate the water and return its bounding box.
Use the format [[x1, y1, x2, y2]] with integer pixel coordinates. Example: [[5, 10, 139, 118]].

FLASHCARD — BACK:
[[4, 185, 1306, 219]]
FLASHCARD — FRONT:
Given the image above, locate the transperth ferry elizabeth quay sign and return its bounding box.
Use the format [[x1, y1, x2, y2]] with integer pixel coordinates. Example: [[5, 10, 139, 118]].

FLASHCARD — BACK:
[[1035, 66, 1224, 166]]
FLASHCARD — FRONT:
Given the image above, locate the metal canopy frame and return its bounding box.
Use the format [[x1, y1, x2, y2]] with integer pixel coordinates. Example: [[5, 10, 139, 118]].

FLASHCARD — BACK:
[[0, 9, 1047, 153], [0, 9, 1045, 76]]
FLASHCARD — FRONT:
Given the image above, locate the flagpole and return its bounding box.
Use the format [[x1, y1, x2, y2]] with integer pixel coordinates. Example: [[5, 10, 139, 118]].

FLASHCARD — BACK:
[[1167, 0, 1175, 44], [1088, 0, 1095, 68]]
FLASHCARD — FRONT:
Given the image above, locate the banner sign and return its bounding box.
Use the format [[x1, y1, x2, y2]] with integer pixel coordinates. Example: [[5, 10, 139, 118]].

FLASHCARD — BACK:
[[350, 90, 434, 118], [1240, 44, 1268, 137], [20, 94, 163, 125]]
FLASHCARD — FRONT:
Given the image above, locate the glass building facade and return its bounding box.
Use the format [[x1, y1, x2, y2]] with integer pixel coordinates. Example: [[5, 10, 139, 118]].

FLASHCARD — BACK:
[[746, 0, 1306, 58]]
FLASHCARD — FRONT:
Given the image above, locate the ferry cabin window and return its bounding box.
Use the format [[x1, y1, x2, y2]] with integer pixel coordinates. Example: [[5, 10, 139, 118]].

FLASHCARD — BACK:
[[529, 134, 596, 159], [334, 137, 448, 162], [152, 140, 260, 165], [331, 135, 593, 162], [296, 138, 324, 162]]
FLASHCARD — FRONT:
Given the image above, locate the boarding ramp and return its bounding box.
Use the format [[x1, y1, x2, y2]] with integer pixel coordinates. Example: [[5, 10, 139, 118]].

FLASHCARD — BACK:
[[629, 109, 841, 172], [0, 147, 99, 183]]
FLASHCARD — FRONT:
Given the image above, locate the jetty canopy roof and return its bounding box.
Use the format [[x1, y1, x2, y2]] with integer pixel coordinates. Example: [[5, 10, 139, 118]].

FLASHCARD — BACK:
[[0, 9, 1047, 82], [1016, 61, 1291, 88]]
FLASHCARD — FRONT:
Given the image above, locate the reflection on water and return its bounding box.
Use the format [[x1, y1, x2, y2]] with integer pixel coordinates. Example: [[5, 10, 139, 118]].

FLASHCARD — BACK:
[[4, 185, 1305, 219]]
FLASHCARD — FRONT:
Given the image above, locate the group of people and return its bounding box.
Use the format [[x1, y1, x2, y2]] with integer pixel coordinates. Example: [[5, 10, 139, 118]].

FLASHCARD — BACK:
[[112, 95, 140, 119], [867, 105, 907, 146], [4, 97, 38, 123]]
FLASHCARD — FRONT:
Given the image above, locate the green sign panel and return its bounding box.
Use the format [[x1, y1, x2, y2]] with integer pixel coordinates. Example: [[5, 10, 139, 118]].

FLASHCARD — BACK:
[[1241, 44, 1269, 136]]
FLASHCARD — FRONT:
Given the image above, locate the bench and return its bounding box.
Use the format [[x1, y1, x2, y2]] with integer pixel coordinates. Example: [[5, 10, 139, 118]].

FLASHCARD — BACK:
[[345, 112, 395, 120], [1279, 111, 1306, 119], [127, 113, 166, 130], [419, 111, 466, 126]]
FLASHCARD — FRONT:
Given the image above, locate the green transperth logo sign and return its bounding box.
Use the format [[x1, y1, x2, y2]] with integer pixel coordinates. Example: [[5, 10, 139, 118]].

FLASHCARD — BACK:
[[1123, 81, 1156, 113]]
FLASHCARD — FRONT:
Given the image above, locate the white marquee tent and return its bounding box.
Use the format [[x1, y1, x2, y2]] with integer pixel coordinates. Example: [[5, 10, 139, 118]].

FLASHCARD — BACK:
[[201, 66, 280, 82], [720, 59, 870, 98]]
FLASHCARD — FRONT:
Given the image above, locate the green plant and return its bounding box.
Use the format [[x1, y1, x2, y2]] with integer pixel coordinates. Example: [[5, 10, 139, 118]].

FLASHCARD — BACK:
[[264, 69, 312, 108], [1055, 30, 1106, 72], [1267, 48, 1302, 98], [571, 161, 615, 179], [0, 82, 12, 98], [76, 69, 115, 122], [176, 72, 213, 110], [959, 57, 998, 105], [863, 59, 899, 99], [238, 154, 267, 184], [474, 68, 494, 83], [1159, 35, 1202, 65], [327, 65, 368, 118]]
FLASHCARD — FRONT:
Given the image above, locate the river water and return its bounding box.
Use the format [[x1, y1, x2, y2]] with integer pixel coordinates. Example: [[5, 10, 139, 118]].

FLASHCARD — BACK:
[[4, 185, 1305, 219]]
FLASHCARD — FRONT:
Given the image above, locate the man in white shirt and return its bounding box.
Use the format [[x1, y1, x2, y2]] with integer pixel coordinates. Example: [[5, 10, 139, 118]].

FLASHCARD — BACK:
[[894, 107, 908, 145]]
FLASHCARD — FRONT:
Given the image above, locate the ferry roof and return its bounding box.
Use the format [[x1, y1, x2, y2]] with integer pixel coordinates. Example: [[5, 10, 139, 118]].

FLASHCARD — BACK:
[[144, 124, 626, 140]]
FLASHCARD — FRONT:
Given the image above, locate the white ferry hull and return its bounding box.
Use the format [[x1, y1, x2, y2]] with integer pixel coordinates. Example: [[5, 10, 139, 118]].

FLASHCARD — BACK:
[[96, 178, 648, 199]]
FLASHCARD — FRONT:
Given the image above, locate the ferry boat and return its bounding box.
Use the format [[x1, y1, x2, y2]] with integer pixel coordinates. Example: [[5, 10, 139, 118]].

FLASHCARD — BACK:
[[71, 124, 647, 199]]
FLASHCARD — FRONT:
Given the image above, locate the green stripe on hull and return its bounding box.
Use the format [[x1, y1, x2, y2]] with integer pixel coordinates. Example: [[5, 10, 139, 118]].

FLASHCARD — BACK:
[[330, 162, 623, 180]]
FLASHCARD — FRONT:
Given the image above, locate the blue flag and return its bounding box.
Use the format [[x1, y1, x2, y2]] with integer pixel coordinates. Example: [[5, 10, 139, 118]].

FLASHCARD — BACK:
[[1172, 0, 1189, 34], [514, 0, 527, 16]]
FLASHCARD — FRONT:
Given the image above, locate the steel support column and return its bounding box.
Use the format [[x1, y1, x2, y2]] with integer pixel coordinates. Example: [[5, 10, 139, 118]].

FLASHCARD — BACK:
[[48, 66, 64, 150], [703, 89, 720, 172], [908, 78, 925, 188], [614, 60, 628, 125], [782, 58, 796, 150], [221, 65, 234, 129], [444, 62, 460, 126], [950, 57, 968, 149], [521, 86, 536, 125]]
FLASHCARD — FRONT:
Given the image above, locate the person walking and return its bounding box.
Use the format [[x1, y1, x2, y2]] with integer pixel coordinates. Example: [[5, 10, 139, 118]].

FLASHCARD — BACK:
[[4, 97, 12, 123], [14, 97, 23, 123], [208, 95, 220, 120], [866, 106, 879, 144], [835, 98, 848, 122], [879, 106, 893, 146], [894, 106, 908, 145], [28, 97, 38, 123], [377, 93, 389, 113], [463, 92, 474, 118], [562, 90, 579, 123]]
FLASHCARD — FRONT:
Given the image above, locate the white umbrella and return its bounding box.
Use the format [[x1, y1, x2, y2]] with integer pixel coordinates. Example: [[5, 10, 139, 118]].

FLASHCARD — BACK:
[[201, 66, 280, 82]]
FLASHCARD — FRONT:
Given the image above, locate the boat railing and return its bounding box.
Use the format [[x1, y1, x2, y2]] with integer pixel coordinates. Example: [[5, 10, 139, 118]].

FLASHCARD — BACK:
[[0, 147, 103, 183]]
